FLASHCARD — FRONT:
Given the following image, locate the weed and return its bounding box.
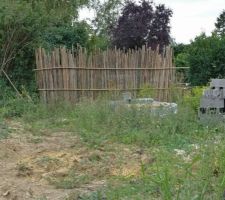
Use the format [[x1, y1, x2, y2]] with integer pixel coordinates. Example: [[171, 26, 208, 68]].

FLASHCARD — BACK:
[[35, 156, 60, 169], [48, 170, 91, 189], [182, 86, 206, 112], [138, 85, 156, 99], [0, 121, 9, 139], [88, 153, 102, 162]]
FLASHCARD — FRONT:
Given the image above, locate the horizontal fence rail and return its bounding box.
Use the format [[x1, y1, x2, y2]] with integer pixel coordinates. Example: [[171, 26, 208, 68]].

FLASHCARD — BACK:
[[35, 46, 178, 103]]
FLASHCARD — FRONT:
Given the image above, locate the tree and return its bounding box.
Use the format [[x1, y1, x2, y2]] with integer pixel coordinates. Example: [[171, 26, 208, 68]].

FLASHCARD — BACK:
[[90, 0, 122, 36], [173, 43, 190, 82], [147, 4, 173, 50], [41, 22, 90, 49], [110, 0, 172, 50], [23, 0, 89, 20], [0, 1, 48, 84], [86, 34, 109, 51], [173, 43, 188, 58], [0, 0, 91, 93], [174, 11, 225, 86], [187, 33, 225, 86], [86, 0, 122, 51], [215, 10, 225, 36]]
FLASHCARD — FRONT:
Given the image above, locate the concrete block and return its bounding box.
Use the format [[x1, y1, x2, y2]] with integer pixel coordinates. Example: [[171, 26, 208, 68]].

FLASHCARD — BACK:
[[210, 79, 225, 88], [200, 98, 224, 108]]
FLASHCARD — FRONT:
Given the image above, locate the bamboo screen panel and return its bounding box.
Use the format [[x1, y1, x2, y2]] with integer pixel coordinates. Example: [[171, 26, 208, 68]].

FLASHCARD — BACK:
[[35, 46, 175, 103]]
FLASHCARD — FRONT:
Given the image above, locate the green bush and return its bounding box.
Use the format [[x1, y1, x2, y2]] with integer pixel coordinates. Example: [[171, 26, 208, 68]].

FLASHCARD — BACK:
[[0, 0, 93, 95], [138, 85, 156, 99], [0, 95, 38, 119], [0, 119, 9, 139], [182, 86, 206, 112], [0, 79, 14, 102], [186, 34, 225, 86]]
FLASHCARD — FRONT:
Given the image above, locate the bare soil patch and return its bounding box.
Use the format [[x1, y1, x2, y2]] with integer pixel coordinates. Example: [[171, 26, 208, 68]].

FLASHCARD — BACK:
[[0, 120, 152, 200]]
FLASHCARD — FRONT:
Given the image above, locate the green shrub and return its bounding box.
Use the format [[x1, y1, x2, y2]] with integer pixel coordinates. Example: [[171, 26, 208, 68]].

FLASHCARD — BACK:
[[0, 97, 38, 118], [188, 34, 225, 86], [138, 85, 156, 98], [0, 121, 9, 139], [182, 86, 206, 112], [0, 79, 14, 102]]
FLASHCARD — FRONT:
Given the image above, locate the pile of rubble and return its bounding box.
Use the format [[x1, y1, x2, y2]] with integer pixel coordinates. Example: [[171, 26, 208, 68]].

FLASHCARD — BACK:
[[110, 92, 177, 116]]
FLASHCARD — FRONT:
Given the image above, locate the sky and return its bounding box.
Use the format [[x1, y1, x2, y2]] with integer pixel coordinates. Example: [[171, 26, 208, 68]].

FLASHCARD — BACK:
[[79, 0, 225, 44]]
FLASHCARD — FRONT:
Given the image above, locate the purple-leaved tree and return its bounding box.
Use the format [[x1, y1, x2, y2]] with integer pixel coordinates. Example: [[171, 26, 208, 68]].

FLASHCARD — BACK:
[[110, 0, 173, 51]]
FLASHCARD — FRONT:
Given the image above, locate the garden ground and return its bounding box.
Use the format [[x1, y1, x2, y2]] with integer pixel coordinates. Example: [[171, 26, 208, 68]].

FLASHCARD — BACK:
[[0, 120, 153, 200], [1, 99, 225, 199]]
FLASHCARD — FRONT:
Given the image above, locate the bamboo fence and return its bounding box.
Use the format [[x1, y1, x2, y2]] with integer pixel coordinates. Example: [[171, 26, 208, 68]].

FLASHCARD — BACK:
[[35, 46, 177, 103]]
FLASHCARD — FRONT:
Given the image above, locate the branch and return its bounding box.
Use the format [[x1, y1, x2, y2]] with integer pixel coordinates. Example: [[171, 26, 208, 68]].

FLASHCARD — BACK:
[[1, 69, 22, 98]]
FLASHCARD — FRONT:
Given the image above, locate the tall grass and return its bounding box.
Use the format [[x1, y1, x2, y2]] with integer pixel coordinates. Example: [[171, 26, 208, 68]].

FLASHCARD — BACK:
[[2, 90, 225, 199], [1, 93, 223, 149]]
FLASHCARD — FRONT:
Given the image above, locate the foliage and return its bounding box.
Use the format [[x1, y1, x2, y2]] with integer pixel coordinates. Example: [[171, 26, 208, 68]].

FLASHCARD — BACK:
[[175, 53, 189, 83], [173, 43, 189, 69], [138, 85, 156, 99], [175, 53, 189, 69], [41, 22, 90, 50], [187, 33, 225, 86], [173, 43, 188, 57], [9, 47, 38, 93], [215, 10, 225, 36], [86, 34, 109, 51], [87, 0, 122, 51], [173, 43, 190, 83], [23, 0, 89, 20], [0, 97, 37, 118], [0, 79, 14, 103], [0, 121, 10, 139], [110, 0, 172, 50], [174, 11, 225, 86], [90, 0, 122, 36], [182, 86, 206, 112], [0, 1, 47, 72], [0, 0, 92, 93]]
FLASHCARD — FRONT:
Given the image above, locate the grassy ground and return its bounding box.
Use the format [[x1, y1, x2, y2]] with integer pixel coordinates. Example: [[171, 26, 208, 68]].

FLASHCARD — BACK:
[[1, 96, 225, 199]]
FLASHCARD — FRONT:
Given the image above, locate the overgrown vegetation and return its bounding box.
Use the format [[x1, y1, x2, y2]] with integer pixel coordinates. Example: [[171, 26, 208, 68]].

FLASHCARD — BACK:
[[0, 0, 112, 93], [1, 91, 225, 199], [0, 121, 9, 139], [174, 9, 225, 86]]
